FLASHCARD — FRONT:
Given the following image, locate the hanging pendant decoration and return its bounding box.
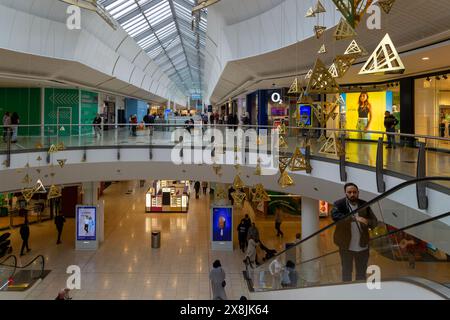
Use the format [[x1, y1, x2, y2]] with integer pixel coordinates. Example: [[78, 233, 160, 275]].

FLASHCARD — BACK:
[[377, 0, 396, 14], [332, 54, 358, 78], [328, 63, 339, 78], [251, 184, 270, 203], [233, 174, 245, 189], [306, 59, 340, 94], [314, 25, 327, 39], [289, 147, 312, 172], [47, 185, 62, 200], [57, 159, 67, 168], [359, 33, 405, 75], [278, 123, 287, 135], [332, 0, 374, 29], [305, 69, 313, 80], [318, 134, 345, 156], [254, 158, 262, 176], [305, 7, 316, 18], [48, 144, 58, 154], [334, 17, 357, 41], [279, 136, 289, 149], [35, 142, 43, 149], [22, 188, 35, 203], [318, 44, 327, 54], [22, 174, 32, 184], [278, 171, 294, 188], [287, 78, 301, 95], [215, 185, 228, 202], [33, 179, 47, 193], [57, 142, 65, 151], [231, 189, 247, 208], [278, 156, 292, 174], [344, 39, 368, 57], [313, 0, 327, 13]]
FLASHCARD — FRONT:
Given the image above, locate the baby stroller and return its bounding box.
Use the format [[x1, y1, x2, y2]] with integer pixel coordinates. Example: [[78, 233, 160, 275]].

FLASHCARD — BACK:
[[0, 232, 13, 258]]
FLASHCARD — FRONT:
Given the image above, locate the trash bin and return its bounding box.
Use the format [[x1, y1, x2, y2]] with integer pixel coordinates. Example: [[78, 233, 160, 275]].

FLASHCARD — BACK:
[[151, 231, 161, 248]]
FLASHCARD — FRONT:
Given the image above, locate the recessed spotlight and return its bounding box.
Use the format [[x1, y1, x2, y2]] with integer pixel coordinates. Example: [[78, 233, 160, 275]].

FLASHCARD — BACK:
[[422, 57, 430, 61]]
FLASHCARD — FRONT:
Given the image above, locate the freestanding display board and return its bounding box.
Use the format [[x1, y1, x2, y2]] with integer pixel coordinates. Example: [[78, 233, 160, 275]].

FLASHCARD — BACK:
[[75, 205, 98, 250], [211, 206, 233, 251]]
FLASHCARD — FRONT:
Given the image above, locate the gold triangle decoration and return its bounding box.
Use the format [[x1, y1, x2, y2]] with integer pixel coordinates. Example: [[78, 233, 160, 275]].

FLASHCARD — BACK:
[[254, 158, 262, 176], [335, 94, 346, 106], [234, 163, 241, 171], [305, 7, 316, 18], [24, 163, 30, 168], [314, 25, 327, 39], [334, 17, 357, 41], [213, 164, 222, 176], [33, 179, 47, 193], [252, 184, 270, 203], [22, 188, 35, 203], [318, 133, 327, 143], [36, 156, 42, 161], [332, 0, 374, 29], [35, 142, 43, 149], [232, 189, 247, 208], [48, 144, 58, 154], [332, 54, 357, 78], [287, 78, 301, 95], [36, 169, 41, 174], [297, 90, 313, 104], [57, 142, 65, 151], [313, 0, 326, 14], [278, 123, 287, 135], [233, 174, 245, 190], [257, 136, 263, 145], [305, 69, 313, 80], [318, 44, 327, 54], [344, 39, 368, 57], [47, 185, 62, 200], [279, 136, 288, 149], [328, 63, 339, 78], [377, 0, 396, 14], [318, 134, 344, 156], [279, 156, 292, 174], [215, 185, 227, 201], [306, 59, 340, 94], [59, 126, 65, 132], [57, 159, 67, 168], [278, 171, 294, 188], [289, 147, 312, 172], [22, 174, 32, 184], [359, 33, 405, 75]]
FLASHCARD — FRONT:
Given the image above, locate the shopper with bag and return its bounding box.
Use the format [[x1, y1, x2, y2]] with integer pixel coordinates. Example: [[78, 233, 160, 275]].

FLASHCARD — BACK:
[[209, 260, 227, 300]]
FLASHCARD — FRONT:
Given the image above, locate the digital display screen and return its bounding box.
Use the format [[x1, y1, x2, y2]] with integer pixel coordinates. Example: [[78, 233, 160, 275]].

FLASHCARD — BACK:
[[212, 207, 232, 242], [299, 105, 312, 126], [77, 206, 96, 241], [271, 107, 286, 116]]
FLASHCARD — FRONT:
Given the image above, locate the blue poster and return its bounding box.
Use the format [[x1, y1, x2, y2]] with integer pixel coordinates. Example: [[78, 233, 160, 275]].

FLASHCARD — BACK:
[[76, 206, 96, 241], [212, 207, 232, 242], [299, 105, 312, 126]]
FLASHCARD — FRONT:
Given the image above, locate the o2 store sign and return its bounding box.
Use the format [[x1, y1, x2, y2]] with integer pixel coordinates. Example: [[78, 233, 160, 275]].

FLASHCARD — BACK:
[[271, 92, 283, 104]]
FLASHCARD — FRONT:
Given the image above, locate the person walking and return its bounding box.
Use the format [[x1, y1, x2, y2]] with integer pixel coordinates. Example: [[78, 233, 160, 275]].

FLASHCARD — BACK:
[[194, 181, 201, 199], [240, 214, 252, 248], [247, 222, 260, 243], [202, 181, 208, 195], [237, 220, 248, 253], [55, 212, 66, 244], [274, 207, 284, 237], [384, 111, 399, 148], [281, 260, 297, 288], [19, 217, 31, 256], [209, 260, 227, 300], [93, 113, 102, 138], [2, 111, 11, 143], [269, 258, 283, 289], [10, 112, 19, 143], [244, 236, 258, 268], [331, 183, 378, 282]]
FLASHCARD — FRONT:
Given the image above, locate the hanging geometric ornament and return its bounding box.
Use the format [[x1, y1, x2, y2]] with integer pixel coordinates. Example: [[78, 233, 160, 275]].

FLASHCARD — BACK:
[[344, 39, 368, 57], [332, 0, 374, 28], [328, 63, 339, 78], [57, 142, 65, 151], [377, 0, 396, 14], [36, 156, 42, 161], [22, 174, 32, 184], [233, 174, 245, 189], [215, 185, 227, 202], [24, 163, 30, 168], [278, 171, 294, 188], [252, 184, 270, 203], [289, 147, 312, 172], [305, 69, 313, 80], [48, 144, 58, 154], [36, 169, 41, 174], [257, 136, 263, 145], [335, 94, 346, 107], [306, 58, 340, 94], [234, 163, 241, 171], [232, 190, 247, 208], [47, 185, 62, 200], [50, 172, 56, 178], [57, 159, 67, 168], [59, 126, 65, 132], [279, 156, 292, 174], [35, 142, 43, 149], [33, 179, 47, 193], [318, 44, 327, 54], [305, 7, 316, 18], [213, 164, 222, 176], [332, 54, 358, 78], [334, 17, 357, 41], [313, 0, 326, 14], [287, 78, 301, 95], [279, 136, 288, 149], [297, 90, 313, 104], [314, 25, 327, 39], [22, 188, 35, 203], [254, 158, 262, 176], [318, 133, 328, 143], [318, 134, 344, 156], [359, 33, 405, 75], [278, 123, 287, 135]]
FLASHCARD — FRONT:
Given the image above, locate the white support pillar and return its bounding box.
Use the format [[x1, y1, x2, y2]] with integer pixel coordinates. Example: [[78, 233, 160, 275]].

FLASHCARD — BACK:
[[301, 197, 320, 284], [82, 182, 104, 244]]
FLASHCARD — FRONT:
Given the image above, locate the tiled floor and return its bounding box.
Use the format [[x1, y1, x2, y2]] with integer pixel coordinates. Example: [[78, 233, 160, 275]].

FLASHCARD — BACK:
[[2, 180, 313, 300]]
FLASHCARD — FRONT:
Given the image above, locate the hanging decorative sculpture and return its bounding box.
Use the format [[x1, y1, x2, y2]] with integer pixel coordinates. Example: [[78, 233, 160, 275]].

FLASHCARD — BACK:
[[318, 44, 327, 54], [305, 7, 316, 18], [33, 179, 47, 193], [306, 59, 340, 94], [232, 189, 247, 208], [332, 0, 374, 28], [279, 136, 289, 149], [359, 33, 405, 75], [215, 185, 228, 202], [377, 0, 396, 14], [57, 159, 67, 168], [57, 142, 65, 151], [278, 123, 287, 135], [334, 17, 357, 40], [252, 184, 270, 203], [344, 39, 368, 56], [254, 158, 262, 176], [332, 54, 358, 78], [318, 134, 345, 156], [289, 147, 312, 172], [35, 142, 43, 149], [314, 25, 327, 39], [314, 0, 327, 13], [305, 69, 313, 80], [233, 174, 245, 189], [47, 185, 62, 200], [328, 63, 339, 78], [287, 78, 301, 95], [22, 174, 32, 184], [48, 144, 58, 154], [278, 171, 295, 188], [22, 188, 35, 203], [279, 156, 292, 174]]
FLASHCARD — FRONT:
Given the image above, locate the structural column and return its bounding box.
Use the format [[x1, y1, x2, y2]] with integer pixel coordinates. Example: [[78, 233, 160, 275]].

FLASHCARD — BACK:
[[301, 196, 320, 284], [82, 182, 104, 243]]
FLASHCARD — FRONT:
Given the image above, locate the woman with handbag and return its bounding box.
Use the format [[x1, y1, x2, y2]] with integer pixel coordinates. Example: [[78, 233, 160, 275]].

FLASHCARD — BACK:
[[209, 260, 227, 300]]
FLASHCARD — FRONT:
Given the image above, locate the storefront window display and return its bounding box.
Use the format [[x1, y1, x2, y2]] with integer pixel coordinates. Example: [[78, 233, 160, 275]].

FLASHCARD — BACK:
[[415, 74, 450, 150], [145, 180, 190, 213]]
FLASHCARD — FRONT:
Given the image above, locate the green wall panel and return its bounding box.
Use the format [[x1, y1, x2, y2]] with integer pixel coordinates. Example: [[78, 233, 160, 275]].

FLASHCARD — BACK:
[[44, 88, 80, 136], [80, 90, 98, 135], [0, 88, 41, 136]]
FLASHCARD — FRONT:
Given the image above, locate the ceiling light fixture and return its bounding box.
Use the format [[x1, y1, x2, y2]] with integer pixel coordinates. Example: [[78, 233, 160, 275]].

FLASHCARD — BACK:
[[422, 57, 430, 61]]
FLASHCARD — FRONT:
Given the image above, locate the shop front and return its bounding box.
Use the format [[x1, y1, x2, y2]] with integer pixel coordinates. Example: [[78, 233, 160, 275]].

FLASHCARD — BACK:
[[145, 180, 190, 213]]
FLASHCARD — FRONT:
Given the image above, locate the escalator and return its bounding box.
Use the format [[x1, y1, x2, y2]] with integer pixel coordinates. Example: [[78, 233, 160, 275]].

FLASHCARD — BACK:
[[245, 177, 450, 299], [0, 255, 48, 292]]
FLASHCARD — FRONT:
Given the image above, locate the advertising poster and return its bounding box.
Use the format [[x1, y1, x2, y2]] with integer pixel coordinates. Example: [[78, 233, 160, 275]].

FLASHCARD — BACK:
[[77, 206, 96, 241], [343, 91, 393, 140], [212, 207, 232, 242], [299, 105, 312, 126]]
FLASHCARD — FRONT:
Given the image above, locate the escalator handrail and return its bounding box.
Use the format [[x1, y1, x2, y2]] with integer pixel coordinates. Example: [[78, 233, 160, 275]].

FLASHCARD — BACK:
[[0, 255, 45, 279], [258, 176, 450, 266], [0, 255, 17, 279]]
